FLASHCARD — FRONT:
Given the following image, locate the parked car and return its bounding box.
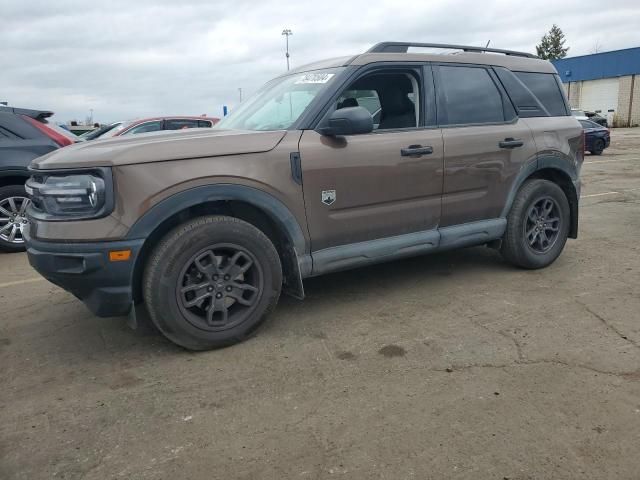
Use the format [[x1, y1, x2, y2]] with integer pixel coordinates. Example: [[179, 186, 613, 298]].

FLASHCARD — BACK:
[[96, 116, 219, 139], [572, 109, 608, 127], [25, 41, 583, 350], [579, 119, 610, 155], [0, 106, 78, 252], [584, 111, 608, 127]]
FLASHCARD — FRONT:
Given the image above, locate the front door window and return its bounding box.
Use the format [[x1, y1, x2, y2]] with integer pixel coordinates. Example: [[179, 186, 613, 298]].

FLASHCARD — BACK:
[[336, 72, 420, 130]]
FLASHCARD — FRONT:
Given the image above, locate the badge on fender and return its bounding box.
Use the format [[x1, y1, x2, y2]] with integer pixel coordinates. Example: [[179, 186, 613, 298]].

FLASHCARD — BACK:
[[321, 190, 336, 206]]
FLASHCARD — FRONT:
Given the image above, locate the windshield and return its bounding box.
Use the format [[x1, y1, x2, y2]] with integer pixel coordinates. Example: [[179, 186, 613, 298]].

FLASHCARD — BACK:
[[98, 121, 129, 139], [82, 122, 122, 140], [215, 68, 343, 131]]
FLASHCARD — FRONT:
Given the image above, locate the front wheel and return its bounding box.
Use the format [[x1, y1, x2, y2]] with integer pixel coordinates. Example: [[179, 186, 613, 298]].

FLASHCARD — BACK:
[[143, 216, 282, 350], [501, 179, 570, 269]]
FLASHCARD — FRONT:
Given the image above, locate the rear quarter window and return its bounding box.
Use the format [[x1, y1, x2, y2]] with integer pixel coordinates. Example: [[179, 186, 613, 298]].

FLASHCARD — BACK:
[[514, 72, 568, 117]]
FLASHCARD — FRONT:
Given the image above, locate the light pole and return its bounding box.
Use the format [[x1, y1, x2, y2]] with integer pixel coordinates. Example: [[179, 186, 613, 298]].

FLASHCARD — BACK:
[[281, 28, 293, 71], [89, 109, 94, 125], [238, 87, 243, 103]]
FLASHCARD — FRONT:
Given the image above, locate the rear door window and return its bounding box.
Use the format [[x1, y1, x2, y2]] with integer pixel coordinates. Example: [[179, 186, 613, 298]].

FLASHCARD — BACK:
[[514, 72, 568, 117], [436, 65, 505, 125], [165, 119, 200, 130]]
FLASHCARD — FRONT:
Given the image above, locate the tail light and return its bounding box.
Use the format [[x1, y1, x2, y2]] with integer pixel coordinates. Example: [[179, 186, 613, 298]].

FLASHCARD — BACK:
[[21, 115, 74, 147]]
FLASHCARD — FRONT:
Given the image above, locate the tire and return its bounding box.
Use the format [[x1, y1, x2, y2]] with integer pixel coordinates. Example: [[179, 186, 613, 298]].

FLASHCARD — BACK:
[[590, 138, 605, 156], [143, 215, 282, 350], [501, 179, 570, 269], [0, 184, 30, 253]]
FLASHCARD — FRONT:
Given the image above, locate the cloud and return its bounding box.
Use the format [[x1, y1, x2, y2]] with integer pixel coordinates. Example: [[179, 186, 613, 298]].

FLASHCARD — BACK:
[[1, 0, 638, 123]]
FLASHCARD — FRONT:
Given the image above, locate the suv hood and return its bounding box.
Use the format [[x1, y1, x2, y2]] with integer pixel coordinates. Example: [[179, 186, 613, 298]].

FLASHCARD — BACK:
[[31, 128, 287, 169]]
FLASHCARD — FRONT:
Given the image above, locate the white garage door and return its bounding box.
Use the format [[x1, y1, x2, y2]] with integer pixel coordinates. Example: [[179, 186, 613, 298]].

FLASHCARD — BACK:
[[580, 78, 619, 114]]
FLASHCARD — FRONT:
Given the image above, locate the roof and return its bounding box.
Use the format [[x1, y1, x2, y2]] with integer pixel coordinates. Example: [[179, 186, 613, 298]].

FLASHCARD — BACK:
[[552, 47, 640, 83], [289, 43, 555, 75]]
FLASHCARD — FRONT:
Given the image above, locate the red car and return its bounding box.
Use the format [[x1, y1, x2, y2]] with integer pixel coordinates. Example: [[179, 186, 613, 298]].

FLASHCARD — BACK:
[[98, 116, 219, 139]]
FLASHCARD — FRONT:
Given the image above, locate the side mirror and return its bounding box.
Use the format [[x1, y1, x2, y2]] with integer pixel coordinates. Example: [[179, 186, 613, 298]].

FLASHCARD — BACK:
[[318, 106, 373, 136]]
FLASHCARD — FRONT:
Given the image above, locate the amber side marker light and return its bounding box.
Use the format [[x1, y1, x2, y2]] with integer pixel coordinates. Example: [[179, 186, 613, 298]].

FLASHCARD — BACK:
[[109, 250, 131, 262]]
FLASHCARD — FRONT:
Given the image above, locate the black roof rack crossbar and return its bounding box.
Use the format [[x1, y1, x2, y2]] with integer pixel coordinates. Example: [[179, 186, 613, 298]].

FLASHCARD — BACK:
[[367, 42, 536, 58]]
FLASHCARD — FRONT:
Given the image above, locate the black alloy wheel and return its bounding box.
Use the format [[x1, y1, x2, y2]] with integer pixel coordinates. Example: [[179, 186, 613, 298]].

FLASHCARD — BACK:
[[177, 245, 263, 331], [524, 196, 562, 254]]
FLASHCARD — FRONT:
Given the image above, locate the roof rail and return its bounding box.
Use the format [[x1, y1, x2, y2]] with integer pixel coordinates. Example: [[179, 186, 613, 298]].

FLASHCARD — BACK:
[[366, 42, 537, 58]]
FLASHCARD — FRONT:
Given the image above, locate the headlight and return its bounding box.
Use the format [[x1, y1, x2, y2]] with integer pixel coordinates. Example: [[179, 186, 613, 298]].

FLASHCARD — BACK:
[[25, 168, 113, 220]]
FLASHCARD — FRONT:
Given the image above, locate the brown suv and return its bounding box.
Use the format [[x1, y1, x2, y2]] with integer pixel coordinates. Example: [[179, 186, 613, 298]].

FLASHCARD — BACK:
[[24, 42, 583, 350]]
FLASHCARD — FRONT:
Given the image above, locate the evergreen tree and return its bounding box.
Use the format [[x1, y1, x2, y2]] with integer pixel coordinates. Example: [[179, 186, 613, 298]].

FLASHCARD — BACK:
[[536, 24, 569, 60]]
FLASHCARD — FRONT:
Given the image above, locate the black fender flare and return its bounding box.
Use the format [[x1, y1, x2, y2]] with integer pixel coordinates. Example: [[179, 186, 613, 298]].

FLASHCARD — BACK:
[[126, 184, 311, 298], [500, 155, 580, 238]]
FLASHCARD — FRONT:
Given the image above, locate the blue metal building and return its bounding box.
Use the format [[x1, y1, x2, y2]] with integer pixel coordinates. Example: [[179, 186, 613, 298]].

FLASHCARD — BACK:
[[551, 47, 640, 127]]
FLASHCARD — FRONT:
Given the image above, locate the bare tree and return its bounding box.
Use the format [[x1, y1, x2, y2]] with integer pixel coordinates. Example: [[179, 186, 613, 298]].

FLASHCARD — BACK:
[[591, 40, 603, 54]]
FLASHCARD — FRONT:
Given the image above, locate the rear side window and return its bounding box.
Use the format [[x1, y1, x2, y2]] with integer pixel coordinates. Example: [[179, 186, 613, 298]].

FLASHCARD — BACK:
[[514, 72, 568, 117], [494, 67, 547, 117], [166, 119, 199, 130], [437, 66, 504, 125], [198, 120, 213, 128]]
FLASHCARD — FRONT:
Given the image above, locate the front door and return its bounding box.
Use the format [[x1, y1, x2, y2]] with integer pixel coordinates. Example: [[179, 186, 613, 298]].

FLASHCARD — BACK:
[[299, 67, 443, 252]]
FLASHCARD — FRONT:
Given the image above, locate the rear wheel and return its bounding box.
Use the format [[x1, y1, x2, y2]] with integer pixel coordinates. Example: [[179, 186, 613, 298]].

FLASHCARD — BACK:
[[501, 179, 570, 269], [590, 138, 605, 155], [143, 215, 282, 350], [0, 185, 30, 253]]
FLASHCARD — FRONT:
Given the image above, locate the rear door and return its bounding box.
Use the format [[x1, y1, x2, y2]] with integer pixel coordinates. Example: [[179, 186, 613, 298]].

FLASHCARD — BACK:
[[434, 64, 537, 226]]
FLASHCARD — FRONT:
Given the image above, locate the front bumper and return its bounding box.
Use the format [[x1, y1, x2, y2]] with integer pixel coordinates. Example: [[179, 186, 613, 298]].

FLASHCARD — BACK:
[[25, 228, 144, 317]]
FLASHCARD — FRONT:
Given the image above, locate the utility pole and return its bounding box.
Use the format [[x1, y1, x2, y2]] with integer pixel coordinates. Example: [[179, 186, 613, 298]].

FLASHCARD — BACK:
[[282, 28, 293, 71], [238, 87, 243, 103]]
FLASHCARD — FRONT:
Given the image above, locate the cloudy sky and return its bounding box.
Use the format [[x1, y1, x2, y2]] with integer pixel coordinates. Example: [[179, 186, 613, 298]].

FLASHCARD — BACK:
[[1, 0, 639, 124]]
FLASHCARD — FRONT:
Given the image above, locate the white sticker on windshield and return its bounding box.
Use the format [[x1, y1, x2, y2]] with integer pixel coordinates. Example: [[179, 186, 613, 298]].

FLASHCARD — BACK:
[[295, 73, 335, 84]]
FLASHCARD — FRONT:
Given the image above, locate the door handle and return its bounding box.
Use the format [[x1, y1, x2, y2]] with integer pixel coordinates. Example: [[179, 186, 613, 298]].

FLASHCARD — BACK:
[[499, 138, 524, 149], [401, 145, 433, 157]]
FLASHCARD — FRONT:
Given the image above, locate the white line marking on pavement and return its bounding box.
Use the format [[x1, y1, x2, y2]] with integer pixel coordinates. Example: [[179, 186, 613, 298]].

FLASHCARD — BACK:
[[0, 277, 45, 288], [582, 192, 619, 198], [584, 158, 639, 165], [582, 187, 640, 198]]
